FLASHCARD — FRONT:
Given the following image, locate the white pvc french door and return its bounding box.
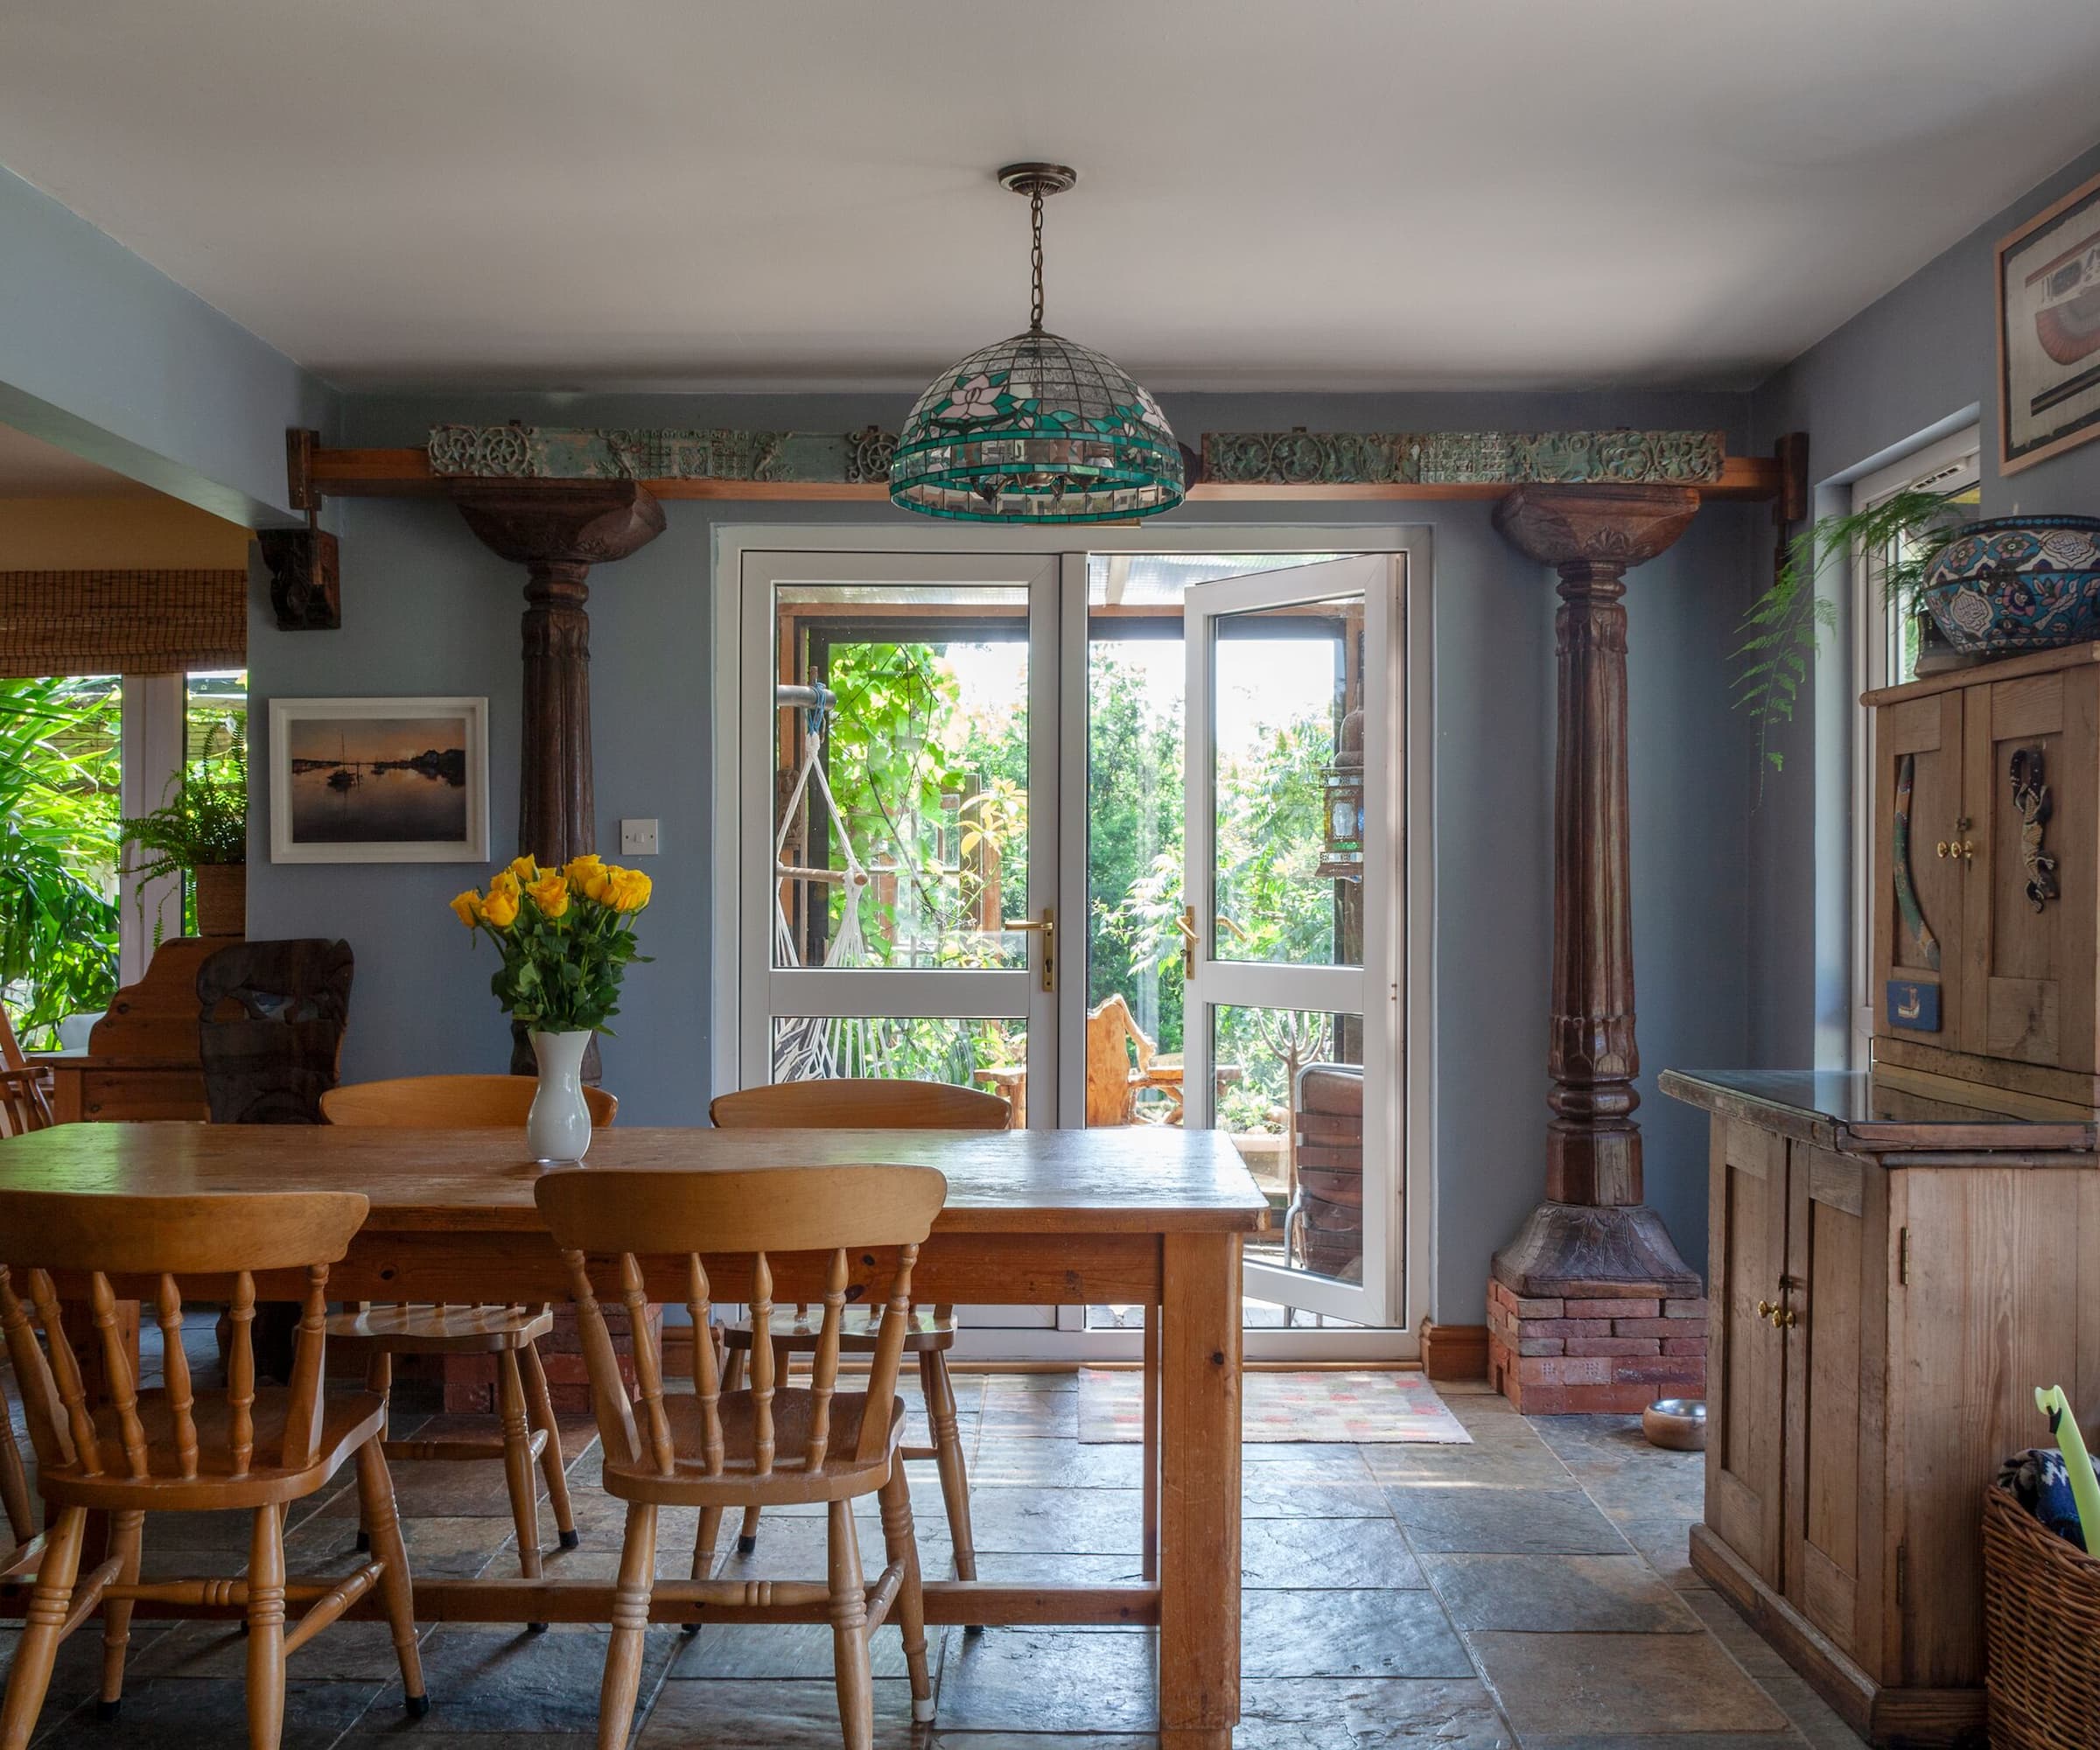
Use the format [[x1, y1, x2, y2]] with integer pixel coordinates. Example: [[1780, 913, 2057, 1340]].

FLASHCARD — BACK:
[[1180, 555, 1404, 1325], [736, 551, 1062, 1116]]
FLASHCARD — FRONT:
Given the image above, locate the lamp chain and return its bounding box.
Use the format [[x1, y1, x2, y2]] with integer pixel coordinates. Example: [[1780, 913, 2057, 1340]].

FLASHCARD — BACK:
[[1029, 188, 1045, 332]]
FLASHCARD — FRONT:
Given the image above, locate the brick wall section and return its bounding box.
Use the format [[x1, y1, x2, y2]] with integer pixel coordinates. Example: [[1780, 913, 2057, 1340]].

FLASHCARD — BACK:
[[1486, 1280, 1706, 1413]]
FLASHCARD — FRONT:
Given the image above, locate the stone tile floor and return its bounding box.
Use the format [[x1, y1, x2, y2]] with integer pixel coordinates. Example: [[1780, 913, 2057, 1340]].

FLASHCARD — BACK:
[[1, 1373, 1872, 1748]]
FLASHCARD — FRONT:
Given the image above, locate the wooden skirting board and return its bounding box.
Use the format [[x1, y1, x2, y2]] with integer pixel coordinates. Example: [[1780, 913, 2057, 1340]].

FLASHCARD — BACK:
[[1418, 1321, 1488, 1381]]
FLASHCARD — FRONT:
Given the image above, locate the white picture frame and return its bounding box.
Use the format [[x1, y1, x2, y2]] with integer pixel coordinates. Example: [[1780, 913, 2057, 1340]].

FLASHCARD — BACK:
[[268, 696, 490, 864]]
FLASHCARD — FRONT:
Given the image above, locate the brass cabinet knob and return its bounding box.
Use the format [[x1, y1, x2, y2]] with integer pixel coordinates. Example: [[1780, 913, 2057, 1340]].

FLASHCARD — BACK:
[[1962, 839, 1975, 861], [1936, 842, 1950, 858], [1755, 1298, 1775, 1322], [1774, 1307, 1798, 1329]]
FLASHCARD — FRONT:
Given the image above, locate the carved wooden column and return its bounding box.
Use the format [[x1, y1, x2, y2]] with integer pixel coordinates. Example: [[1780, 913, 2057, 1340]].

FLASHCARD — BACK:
[[450, 482, 666, 865], [1488, 483, 1707, 1412], [452, 481, 666, 1078]]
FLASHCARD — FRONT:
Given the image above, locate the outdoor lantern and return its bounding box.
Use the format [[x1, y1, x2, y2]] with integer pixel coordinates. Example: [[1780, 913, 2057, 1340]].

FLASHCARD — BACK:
[[1317, 707, 1366, 882], [891, 164, 1186, 525]]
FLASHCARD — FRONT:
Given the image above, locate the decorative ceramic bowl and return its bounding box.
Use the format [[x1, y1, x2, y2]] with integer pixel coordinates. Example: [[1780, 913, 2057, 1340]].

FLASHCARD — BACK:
[[1641, 1397, 1707, 1452], [1918, 516, 2100, 654]]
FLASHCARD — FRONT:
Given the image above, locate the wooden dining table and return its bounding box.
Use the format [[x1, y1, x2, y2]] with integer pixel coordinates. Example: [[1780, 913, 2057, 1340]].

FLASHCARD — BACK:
[[0, 1120, 1266, 1748]]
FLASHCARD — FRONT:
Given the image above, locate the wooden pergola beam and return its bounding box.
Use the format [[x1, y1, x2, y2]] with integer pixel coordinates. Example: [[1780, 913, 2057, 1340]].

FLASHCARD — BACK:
[[295, 444, 1784, 507]]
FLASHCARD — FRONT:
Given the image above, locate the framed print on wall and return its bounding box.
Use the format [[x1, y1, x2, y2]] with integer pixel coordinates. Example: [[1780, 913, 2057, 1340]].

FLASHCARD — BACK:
[[268, 696, 490, 863], [1999, 167, 2100, 474]]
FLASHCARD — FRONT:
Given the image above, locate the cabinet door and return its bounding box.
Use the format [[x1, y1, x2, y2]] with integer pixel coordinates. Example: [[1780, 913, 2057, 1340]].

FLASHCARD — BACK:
[[1873, 692, 1965, 1048], [1959, 666, 2097, 1073], [1782, 1144, 1887, 1676], [1707, 1117, 1788, 1586], [1887, 1166, 2090, 1690]]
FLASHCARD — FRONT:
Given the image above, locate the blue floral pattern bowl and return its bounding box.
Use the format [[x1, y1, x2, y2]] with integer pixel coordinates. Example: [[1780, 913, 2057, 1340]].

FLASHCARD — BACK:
[[1920, 516, 2100, 654]]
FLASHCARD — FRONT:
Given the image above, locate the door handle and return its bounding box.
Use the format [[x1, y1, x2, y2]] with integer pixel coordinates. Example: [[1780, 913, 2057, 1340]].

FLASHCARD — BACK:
[[1009, 907, 1055, 993], [1174, 906, 1200, 981]]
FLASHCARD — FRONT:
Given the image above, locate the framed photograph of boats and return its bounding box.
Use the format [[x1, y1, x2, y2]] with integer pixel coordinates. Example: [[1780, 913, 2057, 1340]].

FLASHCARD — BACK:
[[268, 696, 489, 863], [1999, 168, 2100, 474]]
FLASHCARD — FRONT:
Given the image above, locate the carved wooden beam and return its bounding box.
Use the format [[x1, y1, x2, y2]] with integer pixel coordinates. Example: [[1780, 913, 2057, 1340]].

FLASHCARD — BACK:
[[1490, 482, 1704, 1303], [449, 480, 666, 866], [291, 430, 1783, 504]]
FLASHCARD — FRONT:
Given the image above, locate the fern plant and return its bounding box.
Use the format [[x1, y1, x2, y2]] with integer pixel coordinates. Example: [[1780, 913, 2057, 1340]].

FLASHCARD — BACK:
[[117, 718, 248, 883], [1736, 487, 1964, 774]]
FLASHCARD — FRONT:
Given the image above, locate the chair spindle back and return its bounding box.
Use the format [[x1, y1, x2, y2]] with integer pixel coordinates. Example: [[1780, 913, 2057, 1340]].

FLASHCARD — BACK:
[[535, 1166, 947, 1478], [0, 1189, 368, 1480]]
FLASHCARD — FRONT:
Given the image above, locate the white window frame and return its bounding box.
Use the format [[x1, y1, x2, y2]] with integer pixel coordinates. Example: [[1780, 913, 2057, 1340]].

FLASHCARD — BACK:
[[117, 673, 186, 984], [1846, 425, 1980, 1068], [710, 523, 1436, 1362]]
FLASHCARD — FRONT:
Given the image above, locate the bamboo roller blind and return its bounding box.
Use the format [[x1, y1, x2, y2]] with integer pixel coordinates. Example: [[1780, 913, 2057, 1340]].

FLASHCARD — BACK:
[[0, 570, 247, 677]]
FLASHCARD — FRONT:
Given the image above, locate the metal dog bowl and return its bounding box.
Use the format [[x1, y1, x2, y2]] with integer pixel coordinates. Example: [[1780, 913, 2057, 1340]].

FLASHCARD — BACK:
[[1642, 1398, 1707, 1452]]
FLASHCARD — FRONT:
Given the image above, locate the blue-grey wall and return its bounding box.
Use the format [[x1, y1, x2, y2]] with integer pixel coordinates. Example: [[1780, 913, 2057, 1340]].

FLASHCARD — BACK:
[[0, 164, 332, 522], [246, 388, 1762, 1320], [1749, 138, 2100, 1066]]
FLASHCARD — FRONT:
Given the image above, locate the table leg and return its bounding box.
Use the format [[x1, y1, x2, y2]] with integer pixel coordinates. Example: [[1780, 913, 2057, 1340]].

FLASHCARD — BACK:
[[1158, 1231, 1240, 1748], [1141, 1310, 1159, 1584]]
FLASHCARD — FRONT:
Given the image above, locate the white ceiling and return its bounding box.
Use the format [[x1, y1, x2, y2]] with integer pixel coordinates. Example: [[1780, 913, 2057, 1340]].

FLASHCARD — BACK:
[[3, 2, 2099, 394], [0, 424, 152, 495]]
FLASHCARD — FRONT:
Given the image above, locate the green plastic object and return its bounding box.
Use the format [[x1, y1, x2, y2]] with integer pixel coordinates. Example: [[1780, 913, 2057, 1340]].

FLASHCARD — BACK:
[[2036, 1384, 2100, 1552]]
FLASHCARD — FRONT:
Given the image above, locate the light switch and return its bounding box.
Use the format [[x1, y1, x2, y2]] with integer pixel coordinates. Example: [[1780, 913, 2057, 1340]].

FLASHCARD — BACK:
[[619, 818, 660, 856]]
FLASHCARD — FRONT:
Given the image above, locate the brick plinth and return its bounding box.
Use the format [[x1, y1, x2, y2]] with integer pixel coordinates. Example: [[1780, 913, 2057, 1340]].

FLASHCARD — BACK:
[[1487, 1280, 1705, 1413]]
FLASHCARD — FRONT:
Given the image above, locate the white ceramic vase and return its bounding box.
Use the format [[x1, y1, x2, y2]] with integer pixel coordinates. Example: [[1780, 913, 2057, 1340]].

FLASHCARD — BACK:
[[527, 1029, 594, 1163]]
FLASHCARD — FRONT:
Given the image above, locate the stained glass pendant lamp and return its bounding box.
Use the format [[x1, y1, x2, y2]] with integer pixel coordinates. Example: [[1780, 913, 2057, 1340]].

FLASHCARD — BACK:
[[891, 163, 1185, 524]]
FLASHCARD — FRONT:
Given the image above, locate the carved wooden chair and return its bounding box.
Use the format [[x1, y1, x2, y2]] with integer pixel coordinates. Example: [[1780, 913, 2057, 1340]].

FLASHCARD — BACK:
[[536, 1163, 945, 1750], [0, 1010, 53, 1140], [0, 1186, 425, 1749], [704, 1078, 1002, 1602], [1085, 993, 1184, 1125], [320, 1075, 613, 1583], [196, 939, 354, 1126]]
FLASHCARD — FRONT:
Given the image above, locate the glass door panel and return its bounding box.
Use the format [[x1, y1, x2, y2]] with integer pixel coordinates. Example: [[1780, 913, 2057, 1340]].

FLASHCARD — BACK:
[[1211, 597, 1363, 969], [1182, 555, 1402, 1326], [739, 556, 1060, 1119]]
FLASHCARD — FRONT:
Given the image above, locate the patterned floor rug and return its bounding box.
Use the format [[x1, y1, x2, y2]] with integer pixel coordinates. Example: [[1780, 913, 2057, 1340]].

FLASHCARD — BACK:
[[1077, 1368, 1474, 1444]]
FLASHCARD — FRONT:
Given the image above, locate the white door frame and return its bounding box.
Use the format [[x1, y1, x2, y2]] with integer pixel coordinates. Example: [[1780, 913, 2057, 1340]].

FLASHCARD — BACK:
[[734, 550, 1061, 1107], [711, 522, 1436, 1360], [1845, 426, 1980, 1068], [1183, 555, 1403, 1326]]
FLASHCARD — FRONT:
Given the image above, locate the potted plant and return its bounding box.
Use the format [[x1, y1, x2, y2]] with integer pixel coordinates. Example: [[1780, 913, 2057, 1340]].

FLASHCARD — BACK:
[[118, 719, 248, 938], [1739, 492, 2100, 772], [448, 853, 652, 1161]]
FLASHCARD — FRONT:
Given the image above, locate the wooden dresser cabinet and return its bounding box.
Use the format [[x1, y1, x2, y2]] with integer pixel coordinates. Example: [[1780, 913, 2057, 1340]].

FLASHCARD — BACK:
[[1663, 1068, 2099, 1747], [1866, 643, 2100, 1104], [29, 937, 219, 1123]]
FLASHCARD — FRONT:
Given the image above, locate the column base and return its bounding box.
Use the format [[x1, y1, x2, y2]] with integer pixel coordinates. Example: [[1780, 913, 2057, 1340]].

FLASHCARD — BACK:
[[1488, 1201, 1706, 1413]]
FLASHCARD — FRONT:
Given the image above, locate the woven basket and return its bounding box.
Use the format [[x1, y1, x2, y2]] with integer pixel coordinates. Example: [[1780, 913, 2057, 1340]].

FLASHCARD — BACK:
[[1983, 1480, 2100, 1750]]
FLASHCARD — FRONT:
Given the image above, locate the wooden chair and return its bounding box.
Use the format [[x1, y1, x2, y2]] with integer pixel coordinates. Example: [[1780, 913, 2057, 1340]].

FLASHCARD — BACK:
[[1287, 1062, 1365, 1281], [319, 1075, 607, 1586], [704, 1079, 1001, 1603], [320, 1074, 617, 1129], [1085, 994, 1183, 1125], [196, 939, 354, 1125], [536, 1162, 944, 1750], [0, 1011, 53, 1140], [709, 1077, 1008, 1130], [0, 1187, 425, 1748]]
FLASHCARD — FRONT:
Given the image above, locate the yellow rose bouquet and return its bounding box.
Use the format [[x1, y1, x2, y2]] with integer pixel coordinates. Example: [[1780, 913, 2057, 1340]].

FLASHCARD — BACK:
[[449, 852, 653, 1034]]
